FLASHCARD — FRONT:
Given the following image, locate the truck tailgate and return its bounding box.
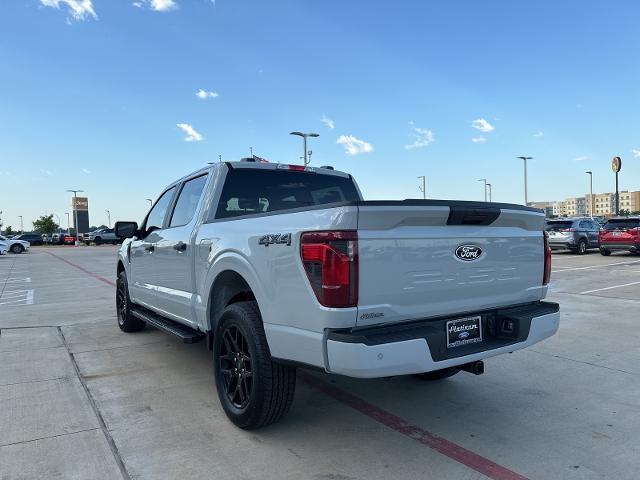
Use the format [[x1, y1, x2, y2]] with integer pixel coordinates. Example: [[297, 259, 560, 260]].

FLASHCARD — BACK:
[[356, 201, 546, 327]]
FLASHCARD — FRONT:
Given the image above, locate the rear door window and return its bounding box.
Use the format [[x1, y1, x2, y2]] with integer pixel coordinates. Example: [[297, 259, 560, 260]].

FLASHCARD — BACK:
[[169, 174, 208, 227], [215, 168, 361, 219]]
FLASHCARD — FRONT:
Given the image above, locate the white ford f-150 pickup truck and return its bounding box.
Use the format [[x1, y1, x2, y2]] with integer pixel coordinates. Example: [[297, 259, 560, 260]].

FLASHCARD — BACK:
[[115, 159, 559, 429]]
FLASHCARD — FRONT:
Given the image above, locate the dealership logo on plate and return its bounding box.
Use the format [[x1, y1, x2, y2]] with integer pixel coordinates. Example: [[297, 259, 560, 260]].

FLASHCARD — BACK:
[[455, 244, 482, 261]]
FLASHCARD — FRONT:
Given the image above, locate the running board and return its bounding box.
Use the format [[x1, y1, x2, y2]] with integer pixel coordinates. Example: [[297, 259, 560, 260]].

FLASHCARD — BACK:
[[130, 307, 205, 344]]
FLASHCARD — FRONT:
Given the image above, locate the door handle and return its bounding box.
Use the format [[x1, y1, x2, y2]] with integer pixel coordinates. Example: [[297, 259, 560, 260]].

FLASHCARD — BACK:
[[173, 241, 187, 252], [144, 244, 155, 252]]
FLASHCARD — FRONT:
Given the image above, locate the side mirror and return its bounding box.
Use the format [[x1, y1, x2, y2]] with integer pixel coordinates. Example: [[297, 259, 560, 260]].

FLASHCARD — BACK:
[[115, 221, 138, 239]]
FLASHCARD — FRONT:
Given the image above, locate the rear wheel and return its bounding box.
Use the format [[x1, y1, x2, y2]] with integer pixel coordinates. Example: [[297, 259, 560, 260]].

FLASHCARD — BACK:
[[414, 367, 460, 381], [213, 301, 296, 429], [576, 239, 587, 255], [10, 244, 24, 254], [94, 237, 102, 245], [600, 248, 611, 256], [116, 271, 146, 332]]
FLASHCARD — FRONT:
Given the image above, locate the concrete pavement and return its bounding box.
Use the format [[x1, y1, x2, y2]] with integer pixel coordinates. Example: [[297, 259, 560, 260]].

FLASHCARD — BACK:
[[1, 247, 639, 479]]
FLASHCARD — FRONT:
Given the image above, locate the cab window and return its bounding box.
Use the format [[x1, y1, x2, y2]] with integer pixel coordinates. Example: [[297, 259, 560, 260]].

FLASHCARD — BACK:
[[169, 174, 208, 227], [145, 186, 177, 232]]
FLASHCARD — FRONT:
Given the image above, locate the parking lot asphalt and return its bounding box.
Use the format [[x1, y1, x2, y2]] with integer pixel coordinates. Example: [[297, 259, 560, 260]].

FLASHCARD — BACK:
[[1, 247, 639, 480]]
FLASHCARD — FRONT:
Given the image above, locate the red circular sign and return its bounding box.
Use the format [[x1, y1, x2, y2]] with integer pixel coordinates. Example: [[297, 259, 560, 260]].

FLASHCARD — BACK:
[[612, 156, 622, 173]]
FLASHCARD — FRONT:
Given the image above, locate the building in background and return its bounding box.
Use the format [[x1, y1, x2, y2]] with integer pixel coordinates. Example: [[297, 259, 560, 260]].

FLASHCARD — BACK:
[[72, 196, 90, 235], [533, 190, 640, 218], [527, 201, 555, 217]]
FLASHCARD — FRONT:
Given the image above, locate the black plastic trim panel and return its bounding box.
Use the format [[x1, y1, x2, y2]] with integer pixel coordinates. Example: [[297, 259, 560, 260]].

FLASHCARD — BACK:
[[130, 307, 205, 344], [327, 302, 559, 361]]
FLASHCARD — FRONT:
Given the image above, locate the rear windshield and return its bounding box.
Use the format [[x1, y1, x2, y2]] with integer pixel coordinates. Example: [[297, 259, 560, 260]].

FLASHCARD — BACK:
[[215, 168, 361, 219], [602, 219, 640, 230], [545, 221, 573, 231]]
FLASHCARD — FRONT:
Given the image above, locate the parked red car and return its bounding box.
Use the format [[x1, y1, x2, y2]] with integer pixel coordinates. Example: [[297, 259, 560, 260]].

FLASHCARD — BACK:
[[63, 235, 77, 245], [599, 217, 640, 256]]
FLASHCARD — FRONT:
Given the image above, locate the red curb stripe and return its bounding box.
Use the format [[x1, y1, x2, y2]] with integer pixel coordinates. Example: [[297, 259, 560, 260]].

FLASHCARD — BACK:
[[46, 252, 116, 288], [299, 371, 529, 480]]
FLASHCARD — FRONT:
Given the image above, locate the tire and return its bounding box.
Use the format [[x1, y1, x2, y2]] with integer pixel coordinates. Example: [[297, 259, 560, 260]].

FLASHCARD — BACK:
[[116, 271, 146, 332], [576, 239, 587, 255], [10, 244, 24, 254], [94, 237, 102, 245], [600, 248, 611, 256], [213, 301, 296, 429], [414, 367, 460, 381]]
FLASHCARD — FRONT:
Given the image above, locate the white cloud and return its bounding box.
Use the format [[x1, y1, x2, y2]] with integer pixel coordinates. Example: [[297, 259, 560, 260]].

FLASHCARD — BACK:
[[40, 0, 97, 21], [533, 131, 544, 137], [404, 126, 434, 150], [40, 169, 54, 176], [574, 156, 589, 162], [196, 89, 219, 99], [135, 0, 178, 11], [471, 136, 486, 143], [82, 168, 91, 174], [337, 135, 373, 155], [632, 149, 640, 158], [321, 115, 335, 129], [177, 123, 203, 142], [471, 118, 495, 133]]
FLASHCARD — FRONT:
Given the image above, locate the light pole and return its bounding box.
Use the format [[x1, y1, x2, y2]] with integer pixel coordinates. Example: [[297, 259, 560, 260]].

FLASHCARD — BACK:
[[585, 171, 593, 218], [517, 156, 532, 205], [146, 198, 153, 207], [487, 183, 492, 202], [66, 212, 70, 235], [18, 215, 23, 233], [290, 131, 319, 166], [478, 178, 487, 202], [67, 189, 84, 246], [417, 176, 426, 199], [105, 209, 111, 227]]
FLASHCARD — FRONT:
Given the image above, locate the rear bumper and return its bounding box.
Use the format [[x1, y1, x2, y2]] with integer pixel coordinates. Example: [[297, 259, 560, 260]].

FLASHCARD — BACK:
[[600, 243, 640, 251], [549, 238, 575, 249], [326, 302, 560, 378]]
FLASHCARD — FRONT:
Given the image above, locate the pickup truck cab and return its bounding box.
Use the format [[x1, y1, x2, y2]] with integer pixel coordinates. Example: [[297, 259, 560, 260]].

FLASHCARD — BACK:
[[115, 160, 559, 429]]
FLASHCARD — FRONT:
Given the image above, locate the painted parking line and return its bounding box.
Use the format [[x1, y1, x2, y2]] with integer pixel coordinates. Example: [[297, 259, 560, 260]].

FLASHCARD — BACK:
[[552, 259, 640, 273], [299, 371, 528, 480], [45, 251, 116, 287], [580, 280, 640, 295], [0, 289, 34, 305]]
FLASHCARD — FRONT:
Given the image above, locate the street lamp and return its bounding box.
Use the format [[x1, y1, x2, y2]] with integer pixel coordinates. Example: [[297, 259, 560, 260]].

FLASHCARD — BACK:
[[66, 212, 70, 235], [146, 198, 153, 207], [289, 131, 319, 166], [417, 176, 426, 199], [105, 209, 111, 227], [585, 171, 593, 218], [18, 215, 23, 234], [478, 178, 488, 202], [67, 189, 84, 246], [517, 156, 533, 205], [486, 183, 492, 202]]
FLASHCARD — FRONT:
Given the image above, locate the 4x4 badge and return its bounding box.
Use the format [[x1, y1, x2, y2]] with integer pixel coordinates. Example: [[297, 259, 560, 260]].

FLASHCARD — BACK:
[[259, 233, 292, 247]]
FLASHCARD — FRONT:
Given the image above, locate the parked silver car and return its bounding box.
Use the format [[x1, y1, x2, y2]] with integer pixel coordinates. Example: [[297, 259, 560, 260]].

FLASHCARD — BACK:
[[545, 218, 600, 254]]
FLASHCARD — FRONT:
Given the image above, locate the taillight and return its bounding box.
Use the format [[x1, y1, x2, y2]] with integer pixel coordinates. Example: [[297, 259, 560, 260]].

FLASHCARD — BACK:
[[300, 231, 358, 307], [543, 231, 551, 286]]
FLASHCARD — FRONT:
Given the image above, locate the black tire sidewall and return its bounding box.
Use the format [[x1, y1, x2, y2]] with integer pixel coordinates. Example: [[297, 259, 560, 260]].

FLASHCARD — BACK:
[[11, 244, 23, 254], [578, 239, 587, 254]]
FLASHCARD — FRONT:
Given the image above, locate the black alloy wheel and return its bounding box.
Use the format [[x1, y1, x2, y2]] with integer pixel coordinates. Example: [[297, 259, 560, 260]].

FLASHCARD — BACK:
[[218, 325, 253, 409], [116, 271, 145, 332]]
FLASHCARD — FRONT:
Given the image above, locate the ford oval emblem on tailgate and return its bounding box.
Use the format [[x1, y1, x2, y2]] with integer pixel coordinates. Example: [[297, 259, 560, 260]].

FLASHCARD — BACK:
[[455, 244, 482, 261]]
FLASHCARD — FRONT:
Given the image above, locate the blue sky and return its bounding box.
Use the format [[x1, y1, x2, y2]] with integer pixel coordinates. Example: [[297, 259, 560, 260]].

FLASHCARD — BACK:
[[1, 0, 639, 231]]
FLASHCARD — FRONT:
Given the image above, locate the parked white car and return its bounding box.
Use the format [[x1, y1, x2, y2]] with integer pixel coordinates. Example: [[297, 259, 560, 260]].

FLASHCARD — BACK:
[[0, 240, 8, 255], [115, 160, 559, 429], [0, 235, 31, 254]]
